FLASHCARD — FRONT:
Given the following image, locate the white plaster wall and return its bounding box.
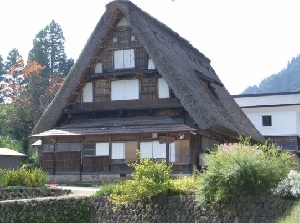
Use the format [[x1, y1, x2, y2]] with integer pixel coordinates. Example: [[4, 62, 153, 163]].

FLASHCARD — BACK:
[[242, 106, 300, 136]]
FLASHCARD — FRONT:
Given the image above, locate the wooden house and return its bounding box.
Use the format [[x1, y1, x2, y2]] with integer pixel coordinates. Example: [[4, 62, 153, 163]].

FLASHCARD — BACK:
[[32, 0, 264, 182]]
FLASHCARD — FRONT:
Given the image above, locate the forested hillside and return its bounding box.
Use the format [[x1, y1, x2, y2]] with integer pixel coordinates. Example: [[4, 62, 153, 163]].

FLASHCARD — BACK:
[[242, 54, 300, 94]]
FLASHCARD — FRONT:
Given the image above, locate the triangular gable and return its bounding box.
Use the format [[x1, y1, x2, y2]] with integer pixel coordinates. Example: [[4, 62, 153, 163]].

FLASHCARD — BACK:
[[33, 1, 264, 143]]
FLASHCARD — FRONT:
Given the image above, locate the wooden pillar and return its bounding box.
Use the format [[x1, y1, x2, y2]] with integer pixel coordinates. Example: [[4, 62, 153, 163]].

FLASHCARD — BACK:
[[53, 137, 57, 181], [166, 143, 170, 164], [80, 136, 84, 182]]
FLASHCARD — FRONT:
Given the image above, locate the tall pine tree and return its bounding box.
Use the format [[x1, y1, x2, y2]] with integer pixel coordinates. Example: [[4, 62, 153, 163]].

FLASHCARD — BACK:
[[27, 20, 74, 113]]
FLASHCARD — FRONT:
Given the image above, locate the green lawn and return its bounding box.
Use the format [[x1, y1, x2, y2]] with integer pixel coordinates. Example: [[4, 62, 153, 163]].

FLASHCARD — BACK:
[[276, 200, 300, 223]]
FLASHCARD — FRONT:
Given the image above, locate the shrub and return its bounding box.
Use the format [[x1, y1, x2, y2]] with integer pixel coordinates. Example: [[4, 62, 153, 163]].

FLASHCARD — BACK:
[[110, 155, 172, 205], [95, 184, 118, 196], [196, 137, 298, 204], [0, 168, 48, 187], [169, 176, 199, 195], [273, 170, 300, 198]]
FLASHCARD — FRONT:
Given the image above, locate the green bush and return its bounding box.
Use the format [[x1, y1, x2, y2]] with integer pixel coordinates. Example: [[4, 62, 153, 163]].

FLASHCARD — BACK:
[[95, 184, 118, 196], [196, 137, 298, 204], [169, 176, 200, 195], [110, 155, 172, 205], [0, 168, 48, 187]]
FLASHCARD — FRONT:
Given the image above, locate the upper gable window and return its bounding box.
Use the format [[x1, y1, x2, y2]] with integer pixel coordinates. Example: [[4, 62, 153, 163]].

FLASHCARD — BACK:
[[82, 82, 93, 102], [117, 17, 129, 27], [148, 59, 155, 69], [111, 79, 139, 100], [114, 49, 135, 69], [158, 78, 170, 98]]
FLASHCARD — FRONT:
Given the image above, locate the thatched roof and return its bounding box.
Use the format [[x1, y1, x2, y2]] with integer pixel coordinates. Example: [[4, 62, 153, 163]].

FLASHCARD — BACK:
[[32, 0, 264, 142]]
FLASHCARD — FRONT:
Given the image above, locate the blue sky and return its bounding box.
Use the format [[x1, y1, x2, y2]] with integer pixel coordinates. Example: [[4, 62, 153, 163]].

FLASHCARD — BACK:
[[1, 0, 300, 94]]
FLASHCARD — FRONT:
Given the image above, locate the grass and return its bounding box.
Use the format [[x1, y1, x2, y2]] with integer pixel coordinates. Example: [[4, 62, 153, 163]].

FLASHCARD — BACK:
[[95, 183, 118, 196], [0, 168, 48, 187], [276, 200, 300, 223]]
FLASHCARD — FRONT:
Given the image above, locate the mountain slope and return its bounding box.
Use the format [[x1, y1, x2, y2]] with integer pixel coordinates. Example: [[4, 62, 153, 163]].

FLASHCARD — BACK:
[[242, 55, 300, 94]]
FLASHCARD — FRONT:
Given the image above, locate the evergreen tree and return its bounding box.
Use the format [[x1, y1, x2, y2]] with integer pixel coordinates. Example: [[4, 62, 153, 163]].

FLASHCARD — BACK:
[[4, 48, 22, 76], [0, 55, 4, 103], [0, 55, 4, 80], [27, 20, 74, 114], [28, 20, 73, 76]]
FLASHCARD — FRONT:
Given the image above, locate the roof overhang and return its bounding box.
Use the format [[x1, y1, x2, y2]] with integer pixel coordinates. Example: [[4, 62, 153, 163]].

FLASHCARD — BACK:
[[32, 116, 195, 137]]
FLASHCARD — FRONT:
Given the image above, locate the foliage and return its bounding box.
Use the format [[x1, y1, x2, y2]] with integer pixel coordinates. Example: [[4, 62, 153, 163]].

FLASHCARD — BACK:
[[95, 184, 118, 196], [273, 170, 300, 198], [0, 135, 23, 153], [169, 176, 200, 195], [0, 168, 47, 187], [110, 154, 172, 205], [21, 151, 40, 170], [196, 137, 298, 204], [243, 54, 300, 94]]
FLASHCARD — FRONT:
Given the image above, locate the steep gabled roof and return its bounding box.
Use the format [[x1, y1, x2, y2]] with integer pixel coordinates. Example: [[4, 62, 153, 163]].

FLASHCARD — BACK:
[[32, 0, 264, 142]]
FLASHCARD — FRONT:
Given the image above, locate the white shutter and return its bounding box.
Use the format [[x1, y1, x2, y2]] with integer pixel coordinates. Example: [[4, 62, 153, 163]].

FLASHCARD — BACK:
[[124, 79, 139, 100], [124, 49, 135, 68], [158, 78, 170, 98], [112, 143, 125, 159], [152, 141, 166, 158], [95, 63, 102, 73], [169, 142, 176, 162], [82, 82, 93, 102], [111, 80, 125, 100], [114, 50, 124, 69], [140, 142, 153, 158], [96, 143, 109, 156], [148, 59, 155, 69]]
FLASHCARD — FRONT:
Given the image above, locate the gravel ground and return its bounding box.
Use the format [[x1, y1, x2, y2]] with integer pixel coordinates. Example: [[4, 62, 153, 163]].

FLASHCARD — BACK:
[[60, 186, 100, 197]]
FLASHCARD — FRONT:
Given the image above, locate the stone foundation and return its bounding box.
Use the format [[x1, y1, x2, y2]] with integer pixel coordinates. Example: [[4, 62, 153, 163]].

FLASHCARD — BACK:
[[0, 195, 297, 222]]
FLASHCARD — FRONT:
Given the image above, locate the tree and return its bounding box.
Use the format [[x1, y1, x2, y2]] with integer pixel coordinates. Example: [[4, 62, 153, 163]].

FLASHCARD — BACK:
[[3, 48, 22, 75], [0, 55, 4, 80], [27, 20, 73, 115], [28, 20, 73, 76], [0, 55, 4, 103]]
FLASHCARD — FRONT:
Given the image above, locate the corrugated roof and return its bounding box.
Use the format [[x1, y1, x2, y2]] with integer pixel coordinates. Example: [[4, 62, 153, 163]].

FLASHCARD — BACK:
[[32, 116, 195, 137], [234, 93, 300, 108], [0, 148, 26, 156]]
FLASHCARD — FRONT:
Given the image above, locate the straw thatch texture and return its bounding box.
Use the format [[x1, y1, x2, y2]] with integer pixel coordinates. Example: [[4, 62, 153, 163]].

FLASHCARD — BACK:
[[32, 0, 264, 142]]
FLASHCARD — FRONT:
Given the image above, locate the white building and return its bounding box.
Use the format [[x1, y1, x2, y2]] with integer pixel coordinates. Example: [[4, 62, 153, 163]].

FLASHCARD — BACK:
[[234, 92, 300, 152]]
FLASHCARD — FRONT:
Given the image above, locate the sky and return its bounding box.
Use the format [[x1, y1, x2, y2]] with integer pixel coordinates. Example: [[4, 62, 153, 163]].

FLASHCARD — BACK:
[[0, 0, 300, 95]]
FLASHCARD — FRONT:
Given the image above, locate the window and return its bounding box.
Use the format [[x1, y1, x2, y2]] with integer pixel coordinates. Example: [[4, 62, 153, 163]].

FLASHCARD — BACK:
[[262, 115, 272, 126], [114, 49, 135, 69], [95, 143, 109, 156], [158, 78, 170, 98], [148, 59, 155, 69], [140, 141, 166, 159], [112, 143, 125, 159], [111, 79, 139, 100], [56, 143, 81, 152], [83, 144, 95, 156], [95, 63, 102, 73], [170, 140, 189, 164], [83, 143, 109, 156], [82, 82, 93, 102]]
